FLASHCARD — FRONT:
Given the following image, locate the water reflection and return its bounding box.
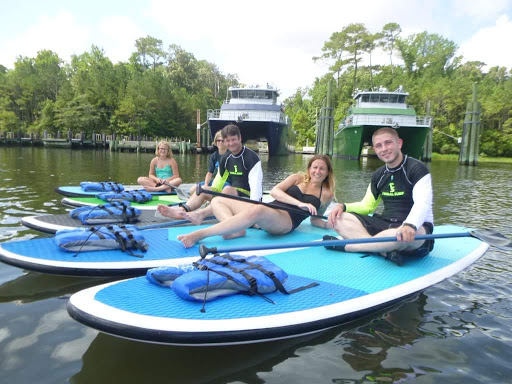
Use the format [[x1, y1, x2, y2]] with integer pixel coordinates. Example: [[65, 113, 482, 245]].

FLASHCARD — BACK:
[[1, 148, 512, 383], [70, 331, 333, 384], [0, 271, 113, 304]]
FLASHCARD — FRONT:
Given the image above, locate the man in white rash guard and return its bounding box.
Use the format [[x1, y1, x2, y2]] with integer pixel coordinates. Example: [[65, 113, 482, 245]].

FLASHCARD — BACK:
[[326, 127, 434, 266]]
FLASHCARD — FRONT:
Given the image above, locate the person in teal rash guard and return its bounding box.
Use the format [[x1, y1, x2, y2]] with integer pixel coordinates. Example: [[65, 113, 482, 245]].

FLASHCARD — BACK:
[[137, 141, 182, 192], [326, 127, 434, 266]]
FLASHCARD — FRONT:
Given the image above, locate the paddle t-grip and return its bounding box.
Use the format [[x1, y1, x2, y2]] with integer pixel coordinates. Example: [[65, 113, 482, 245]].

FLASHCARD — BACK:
[[196, 183, 204, 196], [199, 244, 217, 258]]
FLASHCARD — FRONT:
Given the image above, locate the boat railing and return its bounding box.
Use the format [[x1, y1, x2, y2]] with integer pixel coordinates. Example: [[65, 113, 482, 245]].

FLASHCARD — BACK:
[[340, 115, 431, 128], [207, 109, 287, 124]]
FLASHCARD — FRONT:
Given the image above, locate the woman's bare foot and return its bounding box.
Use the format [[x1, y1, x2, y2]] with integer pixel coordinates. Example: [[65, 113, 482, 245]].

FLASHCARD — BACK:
[[184, 210, 209, 225], [177, 232, 204, 248], [156, 205, 186, 219], [222, 230, 246, 240]]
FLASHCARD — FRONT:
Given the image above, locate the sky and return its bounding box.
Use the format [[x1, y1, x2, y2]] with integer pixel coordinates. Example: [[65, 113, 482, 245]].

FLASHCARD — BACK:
[[1, 0, 511, 101]]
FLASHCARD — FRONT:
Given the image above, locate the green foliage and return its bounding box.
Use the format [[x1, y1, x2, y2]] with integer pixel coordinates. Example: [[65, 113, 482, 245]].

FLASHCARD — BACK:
[[296, 23, 512, 157], [0, 36, 236, 140], [292, 109, 315, 147]]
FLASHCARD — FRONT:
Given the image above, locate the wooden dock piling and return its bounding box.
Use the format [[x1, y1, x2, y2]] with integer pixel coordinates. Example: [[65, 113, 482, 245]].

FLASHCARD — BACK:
[[459, 83, 481, 166]]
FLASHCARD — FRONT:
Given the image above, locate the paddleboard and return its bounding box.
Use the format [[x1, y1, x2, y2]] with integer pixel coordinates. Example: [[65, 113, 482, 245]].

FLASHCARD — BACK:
[[0, 220, 331, 277], [55, 185, 176, 198], [67, 224, 489, 346], [61, 193, 274, 210], [21, 211, 217, 234], [61, 194, 184, 210]]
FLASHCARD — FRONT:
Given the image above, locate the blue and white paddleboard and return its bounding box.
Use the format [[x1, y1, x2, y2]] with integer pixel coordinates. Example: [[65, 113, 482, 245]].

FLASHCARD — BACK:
[[55, 185, 176, 198], [0, 221, 330, 277], [21, 211, 217, 234], [67, 224, 488, 346]]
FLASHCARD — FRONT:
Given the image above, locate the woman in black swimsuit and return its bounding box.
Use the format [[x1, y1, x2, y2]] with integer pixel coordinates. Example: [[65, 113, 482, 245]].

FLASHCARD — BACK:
[[178, 155, 335, 247]]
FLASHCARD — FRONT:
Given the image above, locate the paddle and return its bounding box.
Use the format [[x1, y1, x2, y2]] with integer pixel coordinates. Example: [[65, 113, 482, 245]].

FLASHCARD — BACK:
[[195, 184, 328, 220], [161, 181, 195, 201], [139, 215, 216, 230], [199, 229, 511, 257]]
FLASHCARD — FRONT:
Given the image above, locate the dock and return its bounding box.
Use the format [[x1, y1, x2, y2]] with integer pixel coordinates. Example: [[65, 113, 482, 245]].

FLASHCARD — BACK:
[[0, 131, 196, 153]]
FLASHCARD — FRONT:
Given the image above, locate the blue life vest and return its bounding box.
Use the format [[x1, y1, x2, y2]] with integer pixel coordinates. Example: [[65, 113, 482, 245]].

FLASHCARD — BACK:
[[147, 254, 291, 302], [70, 201, 141, 225], [97, 190, 152, 203], [55, 225, 148, 255], [80, 181, 124, 192]]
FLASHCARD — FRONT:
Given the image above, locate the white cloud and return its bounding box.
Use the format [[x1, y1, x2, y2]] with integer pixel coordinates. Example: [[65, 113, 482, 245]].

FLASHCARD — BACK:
[[98, 16, 145, 63], [459, 14, 512, 69], [0, 11, 90, 67]]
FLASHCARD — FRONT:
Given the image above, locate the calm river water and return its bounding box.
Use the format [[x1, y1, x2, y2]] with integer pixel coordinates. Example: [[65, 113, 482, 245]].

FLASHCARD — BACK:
[[1, 146, 511, 383]]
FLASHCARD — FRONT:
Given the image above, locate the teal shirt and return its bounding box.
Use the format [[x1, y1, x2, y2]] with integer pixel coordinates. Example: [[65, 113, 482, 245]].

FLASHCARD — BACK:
[[155, 164, 173, 179]]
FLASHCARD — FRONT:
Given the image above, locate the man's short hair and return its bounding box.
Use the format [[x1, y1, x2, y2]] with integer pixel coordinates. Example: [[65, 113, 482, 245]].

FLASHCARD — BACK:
[[372, 127, 399, 143], [221, 124, 241, 139]]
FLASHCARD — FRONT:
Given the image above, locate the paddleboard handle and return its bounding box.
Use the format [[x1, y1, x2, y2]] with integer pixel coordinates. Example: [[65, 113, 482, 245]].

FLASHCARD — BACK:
[[199, 244, 217, 258]]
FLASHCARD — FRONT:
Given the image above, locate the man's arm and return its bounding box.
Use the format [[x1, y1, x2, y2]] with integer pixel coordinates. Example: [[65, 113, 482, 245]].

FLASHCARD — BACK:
[[328, 184, 380, 227], [248, 160, 263, 201], [345, 184, 381, 215], [403, 174, 433, 229]]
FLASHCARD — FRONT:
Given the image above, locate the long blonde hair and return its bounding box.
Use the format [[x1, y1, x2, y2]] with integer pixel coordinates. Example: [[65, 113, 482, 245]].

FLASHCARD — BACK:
[[155, 141, 172, 159], [303, 154, 335, 190]]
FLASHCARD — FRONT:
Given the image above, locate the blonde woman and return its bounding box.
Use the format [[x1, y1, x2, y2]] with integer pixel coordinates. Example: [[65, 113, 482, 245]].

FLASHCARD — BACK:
[[188, 130, 229, 195], [137, 141, 182, 192]]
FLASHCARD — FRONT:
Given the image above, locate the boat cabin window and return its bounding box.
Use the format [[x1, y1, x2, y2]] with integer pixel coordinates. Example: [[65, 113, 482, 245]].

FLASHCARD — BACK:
[[239, 90, 255, 99], [358, 93, 407, 104], [230, 89, 277, 101]]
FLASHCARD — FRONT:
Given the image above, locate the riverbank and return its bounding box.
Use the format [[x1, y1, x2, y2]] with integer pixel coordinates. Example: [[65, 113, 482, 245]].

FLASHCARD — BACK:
[[432, 153, 512, 163]]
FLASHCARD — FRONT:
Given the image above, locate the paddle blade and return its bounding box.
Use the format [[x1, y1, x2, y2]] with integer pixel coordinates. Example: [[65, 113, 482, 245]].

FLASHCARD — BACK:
[[470, 229, 512, 250], [176, 184, 194, 201]]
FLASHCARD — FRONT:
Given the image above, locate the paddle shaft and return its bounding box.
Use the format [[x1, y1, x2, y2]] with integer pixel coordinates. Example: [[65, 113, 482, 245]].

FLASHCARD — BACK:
[[197, 185, 327, 220], [200, 232, 475, 257], [139, 215, 216, 230]]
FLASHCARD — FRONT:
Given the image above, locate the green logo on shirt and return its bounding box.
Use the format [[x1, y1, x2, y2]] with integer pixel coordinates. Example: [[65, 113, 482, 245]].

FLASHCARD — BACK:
[[231, 165, 243, 175], [382, 182, 404, 196]]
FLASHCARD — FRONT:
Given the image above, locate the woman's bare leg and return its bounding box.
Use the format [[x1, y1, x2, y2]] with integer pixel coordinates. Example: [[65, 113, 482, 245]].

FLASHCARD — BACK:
[[177, 205, 291, 248]]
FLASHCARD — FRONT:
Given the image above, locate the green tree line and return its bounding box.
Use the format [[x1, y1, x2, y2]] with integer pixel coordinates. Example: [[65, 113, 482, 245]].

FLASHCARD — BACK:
[[285, 23, 512, 157], [0, 36, 239, 140]]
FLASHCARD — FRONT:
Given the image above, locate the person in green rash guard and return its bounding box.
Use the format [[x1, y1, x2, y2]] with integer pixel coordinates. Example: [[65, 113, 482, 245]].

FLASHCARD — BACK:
[[326, 127, 434, 266], [157, 124, 263, 225]]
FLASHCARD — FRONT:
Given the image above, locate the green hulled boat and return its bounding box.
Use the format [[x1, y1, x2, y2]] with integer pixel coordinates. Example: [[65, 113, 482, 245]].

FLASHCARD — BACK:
[[333, 87, 431, 159]]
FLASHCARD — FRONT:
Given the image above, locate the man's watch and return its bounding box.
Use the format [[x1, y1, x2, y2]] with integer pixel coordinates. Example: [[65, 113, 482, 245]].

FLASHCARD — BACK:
[[403, 223, 417, 231]]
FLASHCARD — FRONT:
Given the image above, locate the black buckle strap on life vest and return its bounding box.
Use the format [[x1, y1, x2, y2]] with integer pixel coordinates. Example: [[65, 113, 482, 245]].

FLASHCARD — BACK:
[[72, 226, 105, 257], [130, 190, 151, 203], [100, 182, 122, 192], [83, 203, 138, 224], [104, 225, 147, 258], [199, 254, 319, 298]]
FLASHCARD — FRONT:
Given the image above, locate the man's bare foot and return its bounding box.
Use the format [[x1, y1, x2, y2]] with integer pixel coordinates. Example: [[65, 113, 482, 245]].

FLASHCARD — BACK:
[[177, 232, 203, 248], [156, 205, 186, 219], [184, 210, 208, 225]]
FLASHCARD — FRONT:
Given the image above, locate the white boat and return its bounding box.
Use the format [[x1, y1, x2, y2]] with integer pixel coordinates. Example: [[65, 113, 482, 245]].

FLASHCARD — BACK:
[[207, 86, 290, 155]]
